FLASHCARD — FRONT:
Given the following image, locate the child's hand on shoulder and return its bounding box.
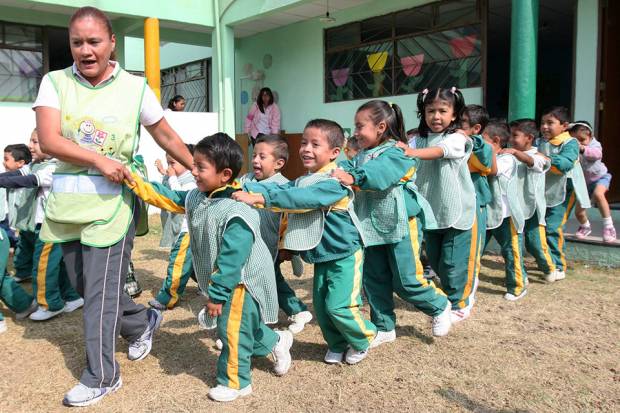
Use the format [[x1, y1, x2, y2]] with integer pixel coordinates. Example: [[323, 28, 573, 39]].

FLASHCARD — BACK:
[[154, 159, 165, 175], [206, 300, 223, 317], [232, 191, 265, 207], [500, 148, 517, 155], [331, 168, 355, 186]]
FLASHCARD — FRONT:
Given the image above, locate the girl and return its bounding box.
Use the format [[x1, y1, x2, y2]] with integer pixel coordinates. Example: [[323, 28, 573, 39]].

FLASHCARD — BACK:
[[332, 100, 452, 346], [398, 88, 478, 323]]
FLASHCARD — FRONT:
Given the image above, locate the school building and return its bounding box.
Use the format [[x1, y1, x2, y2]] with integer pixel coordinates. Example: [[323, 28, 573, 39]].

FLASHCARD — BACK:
[[0, 0, 617, 203]]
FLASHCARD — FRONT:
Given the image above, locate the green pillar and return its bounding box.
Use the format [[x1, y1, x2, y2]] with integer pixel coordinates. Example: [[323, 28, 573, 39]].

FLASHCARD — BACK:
[[213, 1, 236, 137], [508, 0, 539, 121]]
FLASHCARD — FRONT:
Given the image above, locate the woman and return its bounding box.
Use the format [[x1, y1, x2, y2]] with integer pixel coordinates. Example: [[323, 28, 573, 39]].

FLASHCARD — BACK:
[[166, 94, 186, 111], [244, 87, 281, 144], [34, 6, 193, 407]]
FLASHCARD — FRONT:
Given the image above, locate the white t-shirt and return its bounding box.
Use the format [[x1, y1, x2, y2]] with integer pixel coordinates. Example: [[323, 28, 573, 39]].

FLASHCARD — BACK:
[[20, 160, 56, 225], [497, 154, 517, 219], [32, 61, 164, 127], [167, 170, 197, 233], [438, 133, 469, 159], [525, 147, 547, 173]]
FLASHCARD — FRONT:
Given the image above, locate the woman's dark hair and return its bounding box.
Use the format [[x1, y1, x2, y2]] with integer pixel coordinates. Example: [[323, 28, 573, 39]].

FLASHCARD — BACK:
[[194, 133, 243, 182], [256, 87, 274, 113], [4, 144, 32, 164], [356, 100, 407, 144], [168, 95, 185, 111], [69, 7, 116, 61], [416, 87, 466, 137]]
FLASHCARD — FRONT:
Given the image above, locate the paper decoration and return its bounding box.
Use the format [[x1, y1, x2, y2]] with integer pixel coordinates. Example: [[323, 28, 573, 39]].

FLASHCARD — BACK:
[[240, 90, 249, 105], [401, 54, 424, 77], [450, 35, 477, 58], [331, 68, 350, 87], [367, 51, 388, 73]]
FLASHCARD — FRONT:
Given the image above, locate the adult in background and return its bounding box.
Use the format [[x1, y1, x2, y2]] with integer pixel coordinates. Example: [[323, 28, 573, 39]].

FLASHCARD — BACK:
[[244, 87, 281, 145], [33, 6, 193, 407], [166, 94, 186, 112]]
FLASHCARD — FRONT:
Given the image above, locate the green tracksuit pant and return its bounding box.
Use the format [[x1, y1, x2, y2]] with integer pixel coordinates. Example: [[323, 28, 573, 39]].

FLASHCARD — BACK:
[[155, 232, 195, 309], [485, 217, 528, 296], [313, 249, 376, 352], [424, 215, 479, 310], [216, 284, 279, 390], [275, 260, 307, 317], [0, 228, 34, 320], [13, 230, 36, 279], [471, 206, 487, 301], [32, 227, 80, 311], [523, 213, 556, 275], [544, 187, 577, 272], [363, 218, 448, 333]]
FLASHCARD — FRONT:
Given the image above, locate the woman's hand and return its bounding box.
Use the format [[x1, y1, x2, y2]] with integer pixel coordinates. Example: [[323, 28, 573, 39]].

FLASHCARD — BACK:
[[331, 168, 355, 186], [94, 156, 133, 184]]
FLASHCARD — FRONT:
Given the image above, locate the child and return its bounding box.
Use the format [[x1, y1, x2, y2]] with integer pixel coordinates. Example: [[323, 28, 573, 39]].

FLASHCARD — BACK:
[[0, 130, 83, 320], [344, 136, 361, 160], [149, 144, 197, 311], [233, 119, 377, 365], [399, 87, 478, 323], [482, 121, 528, 300], [570, 121, 616, 243], [237, 135, 312, 334], [2, 144, 31, 249], [332, 100, 451, 346], [507, 119, 554, 278], [126, 133, 293, 402], [538, 107, 591, 282], [460, 104, 495, 301]]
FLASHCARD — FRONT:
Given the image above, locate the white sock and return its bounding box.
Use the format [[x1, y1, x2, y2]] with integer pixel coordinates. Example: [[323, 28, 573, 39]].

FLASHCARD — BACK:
[[581, 219, 591, 227], [602, 216, 613, 227]]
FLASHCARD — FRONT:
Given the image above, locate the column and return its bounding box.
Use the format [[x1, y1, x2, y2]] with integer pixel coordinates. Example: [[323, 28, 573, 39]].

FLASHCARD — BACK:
[[144, 17, 161, 100]]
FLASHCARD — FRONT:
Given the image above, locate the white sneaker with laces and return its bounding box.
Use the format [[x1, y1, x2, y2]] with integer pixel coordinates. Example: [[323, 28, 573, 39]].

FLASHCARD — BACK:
[[369, 329, 396, 349], [432, 302, 452, 336], [128, 308, 162, 361], [288, 310, 313, 334], [504, 290, 528, 301], [63, 378, 122, 407], [63, 298, 84, 313], [324, 349, 344, 364], [208, 384, 252, 402], [215, 338, 223, 350], [272, 330, 293, 376], [15, 299, 38, 320], [450, 304, 471, 324], [29, 306, 64, 321], [345, 347, 368, 365]]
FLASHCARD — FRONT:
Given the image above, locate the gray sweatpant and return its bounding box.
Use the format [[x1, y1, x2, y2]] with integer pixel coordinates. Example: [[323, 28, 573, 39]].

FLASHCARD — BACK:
[[61, 204, 148, 388]]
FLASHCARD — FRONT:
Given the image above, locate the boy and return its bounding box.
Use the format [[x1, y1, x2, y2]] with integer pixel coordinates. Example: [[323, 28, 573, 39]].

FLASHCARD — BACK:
[[0, 130, 83, 320], [149, 145, 197, 311], [2, 144, 31, 249], [538, 107, 591, 282], [126, 133, 293, 402], [482, 121, 528, 300], [237, 135, 312, 334], [233, 119, 377, 365], [460, 105, 495, 301], [507, 119, 554, 279]]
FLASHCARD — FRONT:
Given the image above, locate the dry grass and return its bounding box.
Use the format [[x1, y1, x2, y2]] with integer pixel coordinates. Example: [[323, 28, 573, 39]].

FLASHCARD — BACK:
[[1, 219, 619, 412]]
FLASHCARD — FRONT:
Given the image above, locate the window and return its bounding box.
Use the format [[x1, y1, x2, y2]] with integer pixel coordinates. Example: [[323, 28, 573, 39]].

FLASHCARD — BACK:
[[0, 22, 43, 102], [161, 59, 211, 112], [324, 0, 482, 103]]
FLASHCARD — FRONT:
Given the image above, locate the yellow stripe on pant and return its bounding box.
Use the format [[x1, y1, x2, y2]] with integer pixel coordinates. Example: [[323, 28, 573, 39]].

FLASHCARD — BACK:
[[509, 219, 525, 296], [557, 192, 576, 271], [409, 218, 445, 296], [169, 234, 191, 307], [226, 286, 245, 390], [350, 249, 376, 343], [36, 243, 53, 309], [538, 225, 556, 273], [461, 216, 478, 308]]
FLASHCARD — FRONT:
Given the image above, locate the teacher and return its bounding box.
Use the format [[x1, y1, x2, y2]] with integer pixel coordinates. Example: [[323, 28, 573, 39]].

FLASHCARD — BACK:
[[244, 87, 281, 144], [33, 6, 193, 407]]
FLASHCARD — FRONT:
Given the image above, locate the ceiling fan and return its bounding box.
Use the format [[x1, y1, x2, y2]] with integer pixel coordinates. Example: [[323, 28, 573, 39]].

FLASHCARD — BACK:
[[320, 0, 336, 23]]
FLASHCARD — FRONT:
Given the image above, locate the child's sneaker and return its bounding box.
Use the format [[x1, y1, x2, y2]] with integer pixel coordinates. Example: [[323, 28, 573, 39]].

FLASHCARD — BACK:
[[215, 338, 223, 350], [148, 299, 167, 311], [208, 384, 252, 402], [13, 274, 31, 283], [272, 330, 293, 376], [369, 329, 396, 348], [324, 349, 344, 364], [575, 224, 592, 239], [128, 308, 162, 361], [288, 310, 313, 334], [432, 302, 452, 336], [15, 299, 38, 320], [603, 226, 617, 243], [63, 378, 122, 407], [504, 290, 528, 301], [345, 347, 368, 365], [449, 302, 471, 324], [0, 319, 6, 333], [63, 298, 84, 313], [545, 270, 565, 283], [29, 306, 64, 321]]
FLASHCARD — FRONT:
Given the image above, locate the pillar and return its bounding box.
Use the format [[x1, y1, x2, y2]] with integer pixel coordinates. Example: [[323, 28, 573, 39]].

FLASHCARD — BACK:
[[144, 17, 161, 100], [508, 0, 539, 121], [213, 1, 236, 137]]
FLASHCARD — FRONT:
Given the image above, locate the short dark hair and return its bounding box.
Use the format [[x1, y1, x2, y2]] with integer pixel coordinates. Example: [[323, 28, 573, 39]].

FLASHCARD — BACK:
[[462, 104, 489, 133], [4, 144, 32, 164], [255, 134, 289, 163], [194, 133, 243, 182], [542, 106, 570, 124], [509, 118, 538, 138], [486, 120, 511, 148], [345, 136, 361, 151], [186, 143, 195, 155], [304, 119, 345, 149]]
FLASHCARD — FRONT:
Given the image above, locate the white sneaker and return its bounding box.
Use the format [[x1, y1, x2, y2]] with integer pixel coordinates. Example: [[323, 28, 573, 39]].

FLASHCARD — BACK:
[[525, 277, 530, 286], [0, 319, 6, 333], [272, 330, 293, 376], [208, 384, 252, 402], [63, 378, 122, 407], [288, 310, 313, 334], [432, 302, 452, 336], [345, 347, 368, 365], [504, 290, 528, 301], [324, 349, 344, 364], [545, 270, 565, 283], [450, 302, 471, 324], [29, 306, 64, 321], [128, 308, 162, 361], [15, 299, 38, 320], [369, 330, 396, 349], [215, 338, 223, 351], [63, 298, 84, 313]]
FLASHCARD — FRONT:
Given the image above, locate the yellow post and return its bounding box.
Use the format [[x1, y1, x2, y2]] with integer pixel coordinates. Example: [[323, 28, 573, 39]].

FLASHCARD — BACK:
[[144, 17, 161, 100]]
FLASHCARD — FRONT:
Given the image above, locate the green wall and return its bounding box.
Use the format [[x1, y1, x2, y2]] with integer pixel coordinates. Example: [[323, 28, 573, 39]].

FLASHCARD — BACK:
[[573, 0, 599, 127], [124, 37, 212, 72], [234, 0, 482, 134]]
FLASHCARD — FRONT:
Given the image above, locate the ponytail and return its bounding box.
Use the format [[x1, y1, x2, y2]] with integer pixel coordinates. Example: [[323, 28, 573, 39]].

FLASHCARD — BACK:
[[356, 100, 407, 144]]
